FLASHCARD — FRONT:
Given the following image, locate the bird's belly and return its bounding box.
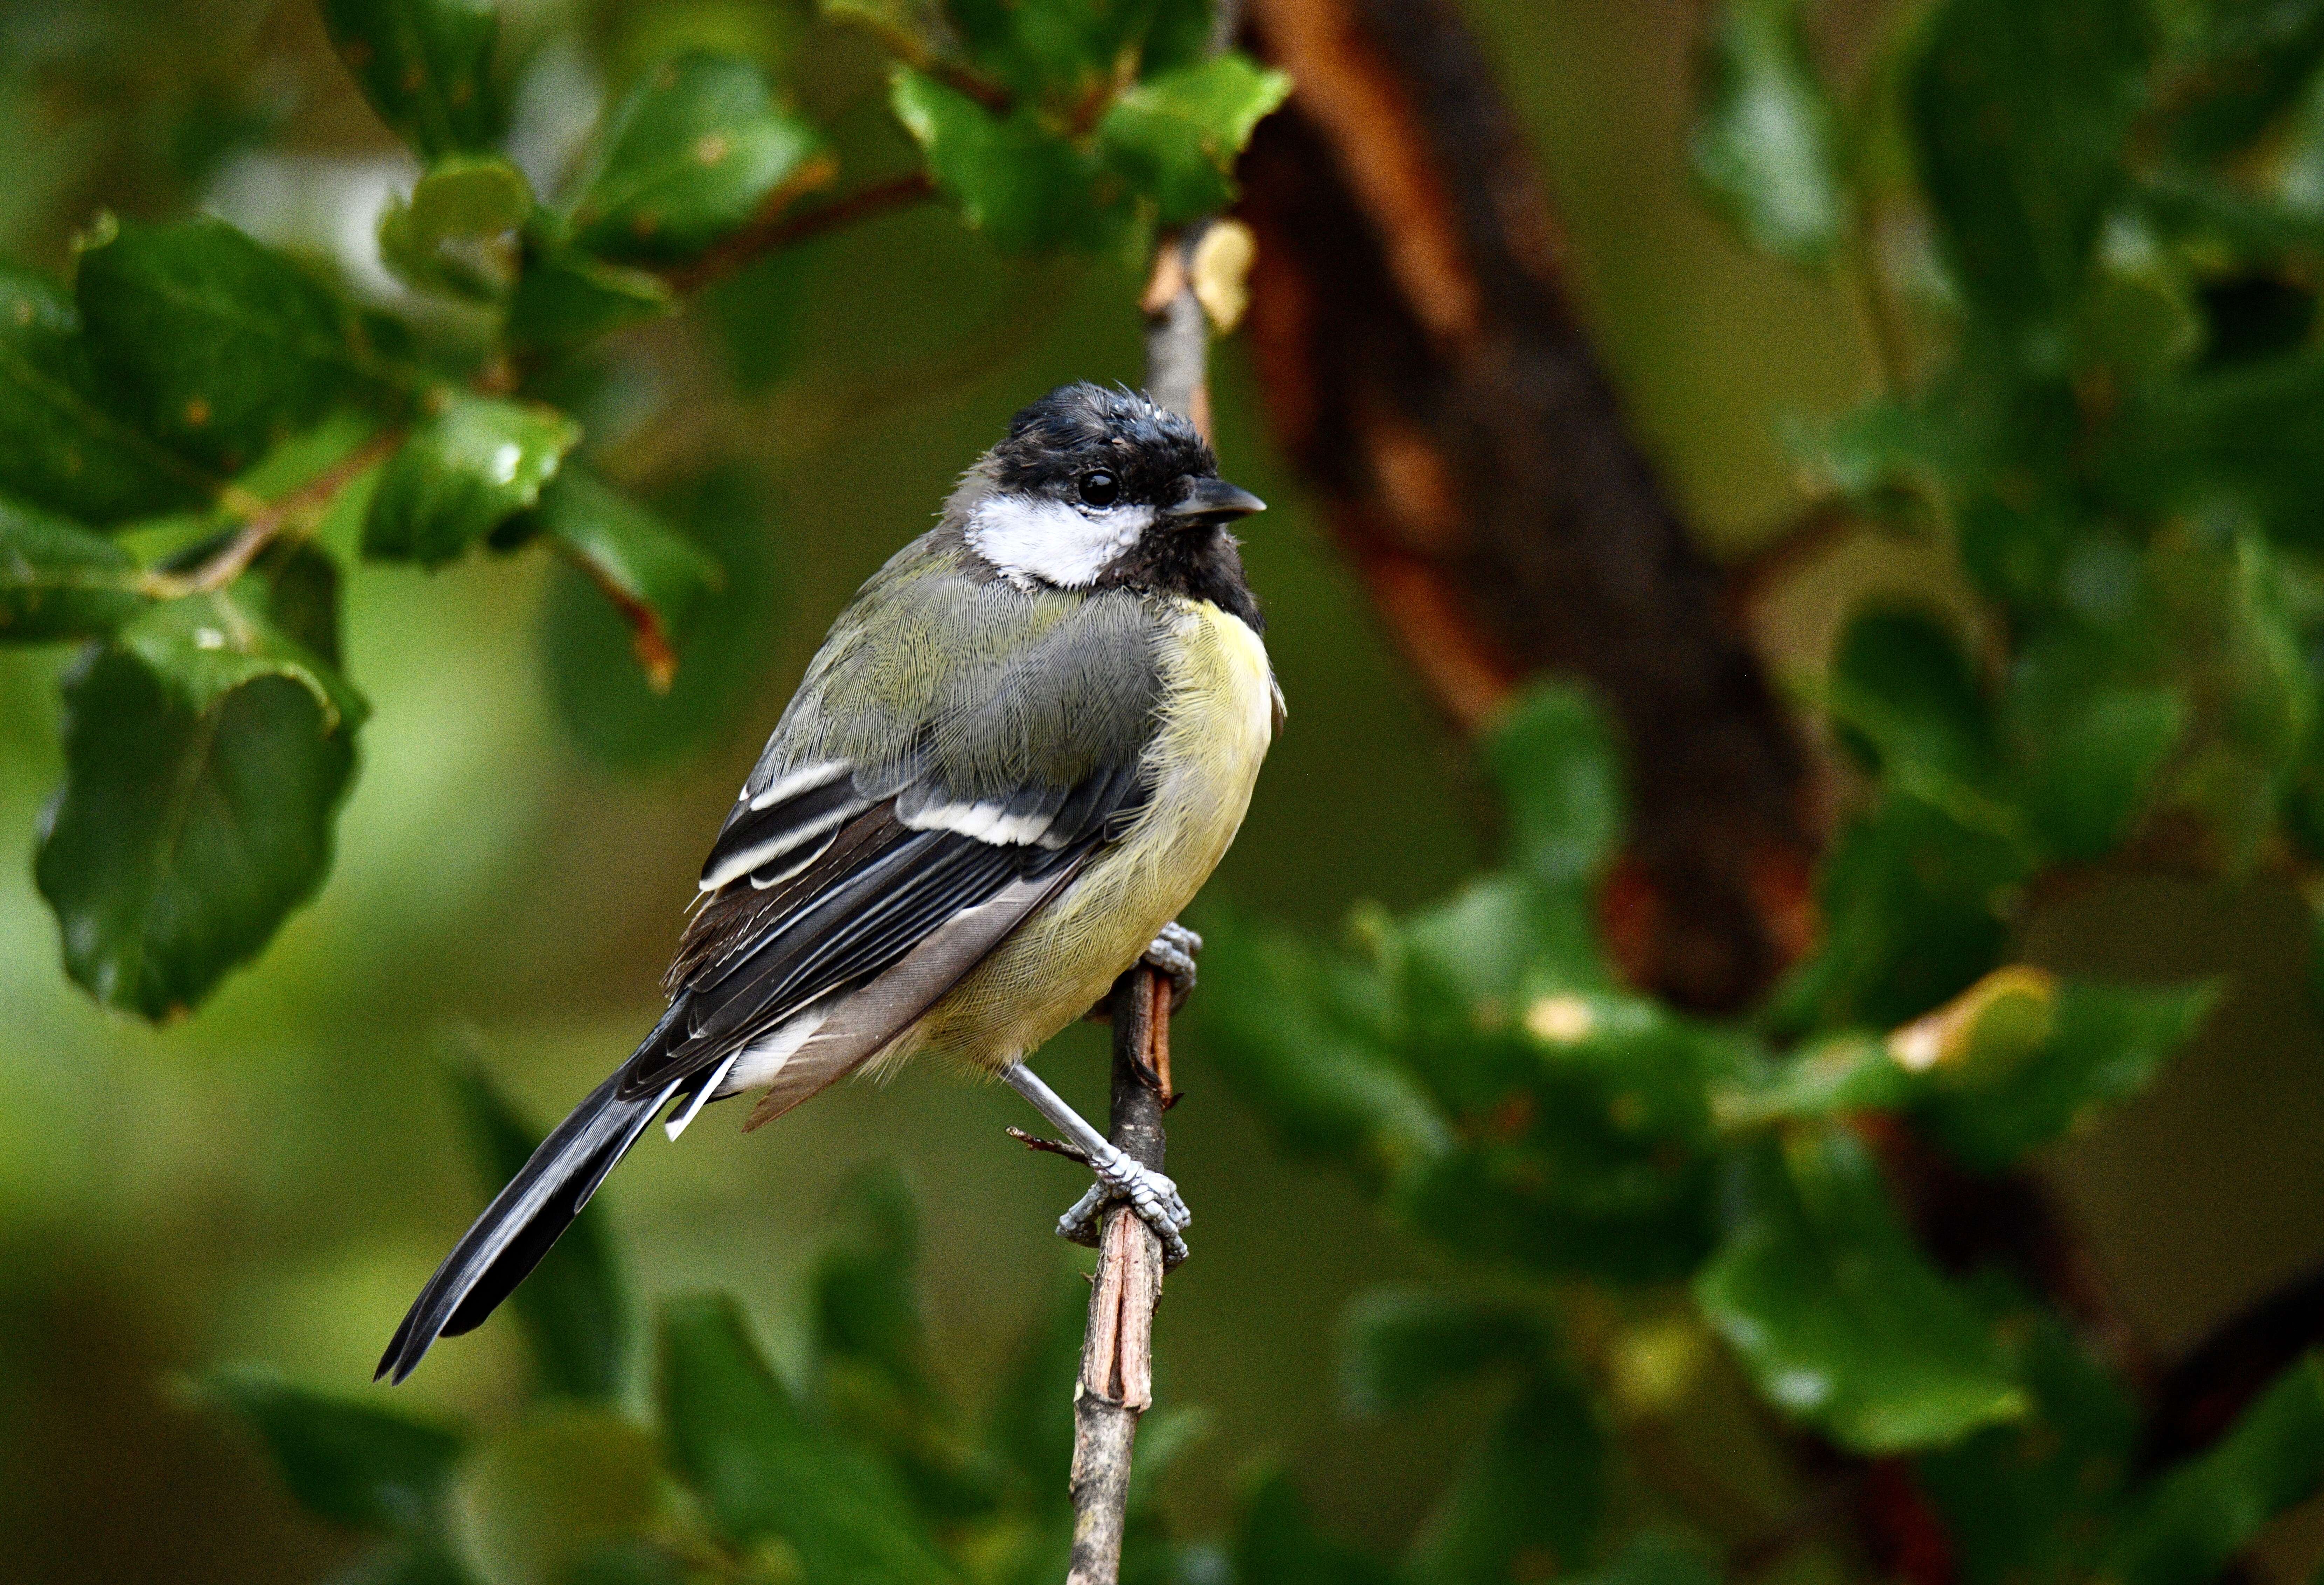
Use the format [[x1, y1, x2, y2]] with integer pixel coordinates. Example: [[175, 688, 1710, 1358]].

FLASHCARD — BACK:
[[912, 598, 1276, 1068]]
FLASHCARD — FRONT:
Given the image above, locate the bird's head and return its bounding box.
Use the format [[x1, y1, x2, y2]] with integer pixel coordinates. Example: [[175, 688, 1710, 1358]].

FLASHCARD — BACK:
[[953, 382, 1265, 591]]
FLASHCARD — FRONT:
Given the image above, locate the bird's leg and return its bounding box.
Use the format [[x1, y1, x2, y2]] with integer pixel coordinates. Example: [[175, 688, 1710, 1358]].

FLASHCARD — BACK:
[[1080, 921, 1204, 1022], [1001, 1061, 1190, 1265]]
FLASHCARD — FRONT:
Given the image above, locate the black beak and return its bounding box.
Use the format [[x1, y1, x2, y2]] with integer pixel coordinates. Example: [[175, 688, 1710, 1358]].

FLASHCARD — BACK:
[[1167, 476, 1267, 523]]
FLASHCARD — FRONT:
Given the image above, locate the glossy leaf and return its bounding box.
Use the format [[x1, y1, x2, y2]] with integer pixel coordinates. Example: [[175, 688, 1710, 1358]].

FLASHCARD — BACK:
[[1909, 0, 2152, 339], [505, 249, 673, 352], [1098, 55, 1293, 226], [539, 470, 777, 770], [202, 1365, 464, 1536], [1339, 1290, 1547, 1418], [77, 217, 387, 475], [1404, 1375, 1602, 1585], [1919, 980, 2218, 1170], [2110, 1354, 2324, 1585], [447, 1060, 629, 1401], [0, 263, 207, 521], [1486, 682, 1624, 888], [379, 156, 532, 300], [1691, 0, 1846, 263], [363, 397, 579, 567], [321, 0, 506, 158], [35, 586, 365, 1019], [890, 69, 1112, 252], [450, 1407, 663, 1585], [531, 470, 721, 691], [0, 492, 146, 641], [570, 54, 830, 263], [1696, 1128, 2026, 1453], [655, 1294, 959, 1584]]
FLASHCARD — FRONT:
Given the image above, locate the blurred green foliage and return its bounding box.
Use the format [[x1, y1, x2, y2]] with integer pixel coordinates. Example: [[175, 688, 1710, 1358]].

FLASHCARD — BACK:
[[212, 1071, 1215, 1585], [0, 0, 1286, 1020], [16, 0, 2324, 1582]]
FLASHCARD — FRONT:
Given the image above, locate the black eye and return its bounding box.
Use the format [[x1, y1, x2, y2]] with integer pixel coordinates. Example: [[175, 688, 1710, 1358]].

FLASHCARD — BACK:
[[1078, 470, 1120, 507]]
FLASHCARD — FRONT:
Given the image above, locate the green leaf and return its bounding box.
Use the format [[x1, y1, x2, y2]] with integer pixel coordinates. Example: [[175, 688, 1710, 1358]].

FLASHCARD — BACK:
[[1918, 980, 2218, 1170], [449, 1407, 664, 1585], [321, 0, 506, 159], [0, 492, 147, 641], [1098, 55, 1292, 226], [380, 156, 532, 300], [1713, 1033, 1918, 1127], [201, 1365, 464, 1536], [1486, 683, 1624, 888], [2159, 0, 2324, 163], [505, 249, 674, 353], [1404, 1375, 1601, 1585], [539, 470, 778, 771], [1234, 1471, 1400, 1585], [406, 155, 534, 243], [1909, 0, 2152, 342], [35, 587, 365, 1019], [1829, 607, 1992, 788], [446, 1060, 629, 1401], [1917, 1308, 2139, 1585], [570, 54, 831, 263], [1196, 908, 1453, 1175], [1691, 0, 1846, 263], [531, 470, 721, 692], [1695, 1127, 2027, 1453], [0, 263, 208, 521], [1339, 1290, 1547, 1418], [655, 1294, 959, 1584], [2004, 637, 2185, 861], [363, 397, 579, 567], [1766, 790, 2028, 1034], [77, 217, 385, 475], [890, 68, 1114, 252], [2111, 1354, 2324, 1585]]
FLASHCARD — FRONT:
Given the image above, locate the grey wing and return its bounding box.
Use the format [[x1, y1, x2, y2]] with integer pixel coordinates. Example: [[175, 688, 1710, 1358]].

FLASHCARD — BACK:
[[616, 550, 1164, 1112]]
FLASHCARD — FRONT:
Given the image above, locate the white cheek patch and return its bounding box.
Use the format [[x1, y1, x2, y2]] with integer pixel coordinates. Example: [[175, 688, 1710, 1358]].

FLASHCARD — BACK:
[[967, 495, 1154, 588]]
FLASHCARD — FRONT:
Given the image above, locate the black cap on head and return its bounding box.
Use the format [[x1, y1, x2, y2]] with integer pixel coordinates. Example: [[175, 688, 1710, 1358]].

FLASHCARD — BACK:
[[988, 383, 1218, 506]]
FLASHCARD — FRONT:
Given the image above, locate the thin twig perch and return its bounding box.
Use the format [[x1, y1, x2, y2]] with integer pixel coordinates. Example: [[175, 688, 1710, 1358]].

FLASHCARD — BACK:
[[1063, 216, 1221, 1585]]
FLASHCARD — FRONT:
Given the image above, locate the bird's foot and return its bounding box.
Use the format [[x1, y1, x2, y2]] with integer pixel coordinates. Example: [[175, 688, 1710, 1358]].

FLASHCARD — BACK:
[[1142, 921, 1202, 1011], [1081, 921, 1205, 1021], [1057, 1148, 1191, 1267]]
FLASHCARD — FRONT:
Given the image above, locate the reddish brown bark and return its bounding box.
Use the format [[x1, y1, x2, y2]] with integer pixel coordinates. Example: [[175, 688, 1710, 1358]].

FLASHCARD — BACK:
[[1236, 0, 1817, 1010]]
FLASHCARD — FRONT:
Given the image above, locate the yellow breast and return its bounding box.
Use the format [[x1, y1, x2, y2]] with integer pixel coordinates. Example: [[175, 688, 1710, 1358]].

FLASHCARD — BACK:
[[911, 598, 1277, 1069]]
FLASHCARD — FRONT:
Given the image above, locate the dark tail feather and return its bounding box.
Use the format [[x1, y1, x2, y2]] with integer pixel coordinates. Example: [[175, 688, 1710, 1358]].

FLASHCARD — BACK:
[[377, 1025, 686, 1385]]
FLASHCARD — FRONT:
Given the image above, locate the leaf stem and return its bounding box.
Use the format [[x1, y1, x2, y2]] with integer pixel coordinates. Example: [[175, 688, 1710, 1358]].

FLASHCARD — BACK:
[[146, 428, 403, 599]]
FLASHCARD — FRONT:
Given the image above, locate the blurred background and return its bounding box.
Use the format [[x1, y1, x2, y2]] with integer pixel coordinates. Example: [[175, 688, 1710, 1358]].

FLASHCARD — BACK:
[[6, 0, 2324, 1581]]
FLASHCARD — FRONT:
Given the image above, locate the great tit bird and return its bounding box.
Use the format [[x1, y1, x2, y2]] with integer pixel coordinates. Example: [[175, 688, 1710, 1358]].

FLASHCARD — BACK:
[[379, 382, 1276, 1384]]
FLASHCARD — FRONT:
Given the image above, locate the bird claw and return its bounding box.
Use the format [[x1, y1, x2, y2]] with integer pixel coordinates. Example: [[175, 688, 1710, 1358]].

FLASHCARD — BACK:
[[1057, 1154, 1192, 1267], [1080, 921, 1205, 1021], [1142, 921, 1202, 1011]]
